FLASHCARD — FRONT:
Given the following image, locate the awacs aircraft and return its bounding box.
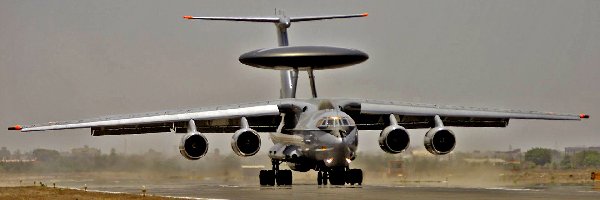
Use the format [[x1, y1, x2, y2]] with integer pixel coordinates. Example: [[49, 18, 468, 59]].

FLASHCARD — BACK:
[[8, 13, 589, 186]]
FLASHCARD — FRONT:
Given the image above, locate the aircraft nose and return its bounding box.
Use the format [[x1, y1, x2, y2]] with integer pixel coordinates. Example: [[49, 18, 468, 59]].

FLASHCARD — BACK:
[[324, 138, 351, 167], [329, 127, 348, 139]]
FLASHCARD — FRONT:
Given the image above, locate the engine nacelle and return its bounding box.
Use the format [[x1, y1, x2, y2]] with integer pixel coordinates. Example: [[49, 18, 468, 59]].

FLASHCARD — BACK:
[[378, 125, 410, 154], [179, 132, 209, 160], [231, 128, 261, 157], [424, 127, 456, 155]]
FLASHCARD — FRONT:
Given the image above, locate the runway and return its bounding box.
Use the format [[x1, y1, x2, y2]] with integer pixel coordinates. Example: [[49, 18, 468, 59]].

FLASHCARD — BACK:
[[54, 180, 600, 200]]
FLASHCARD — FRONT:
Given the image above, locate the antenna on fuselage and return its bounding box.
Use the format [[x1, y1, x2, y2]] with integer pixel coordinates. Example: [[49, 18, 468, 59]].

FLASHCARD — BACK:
[[183, 12, 368, 98]]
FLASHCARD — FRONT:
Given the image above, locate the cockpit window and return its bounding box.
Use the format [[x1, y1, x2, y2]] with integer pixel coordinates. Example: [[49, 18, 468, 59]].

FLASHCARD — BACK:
[[341, 119, 349, 126], [326, 119, 334, 126], [317, 116, 353, 128]]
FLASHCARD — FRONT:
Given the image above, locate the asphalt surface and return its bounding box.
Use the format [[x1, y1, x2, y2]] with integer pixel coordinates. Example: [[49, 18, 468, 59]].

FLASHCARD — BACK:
[[55, 180, 600, 200]]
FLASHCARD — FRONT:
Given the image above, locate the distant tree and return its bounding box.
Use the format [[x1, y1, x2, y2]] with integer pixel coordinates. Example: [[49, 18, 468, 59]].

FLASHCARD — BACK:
[[108, 148, 118, 165], [560, 155, 572, 169], [32, 149, 60, 162], [572, 151, 600, 168], [12, 150, 21, 160], [524, 148, 553, 166], [110, 148, 117, 157], [0, 147, 10, 160]]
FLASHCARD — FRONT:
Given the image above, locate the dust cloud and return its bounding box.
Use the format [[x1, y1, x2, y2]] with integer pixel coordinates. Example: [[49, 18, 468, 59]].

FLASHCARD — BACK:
[[3, 145, 593, 189]]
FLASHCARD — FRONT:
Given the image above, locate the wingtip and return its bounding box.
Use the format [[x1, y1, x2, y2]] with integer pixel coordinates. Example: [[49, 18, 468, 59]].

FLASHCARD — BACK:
[[8, 125, 22, 131], [183, 15, 193, 20], [580, 114, 590, 119], [361, 12, 369, 17]]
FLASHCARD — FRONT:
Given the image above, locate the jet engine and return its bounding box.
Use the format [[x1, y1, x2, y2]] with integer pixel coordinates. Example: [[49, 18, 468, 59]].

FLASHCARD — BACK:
[[179, 132, 209, 160], [423, 127, 456, 155], [378, 125, 410, 154], [231, 128, 261, 156]]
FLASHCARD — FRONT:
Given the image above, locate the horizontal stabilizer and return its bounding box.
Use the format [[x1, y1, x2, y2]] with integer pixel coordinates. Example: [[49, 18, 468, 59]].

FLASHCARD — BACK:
[[182, 13, 368, 23], [290, 13, 368, 22], [183, 16, 279, 22]]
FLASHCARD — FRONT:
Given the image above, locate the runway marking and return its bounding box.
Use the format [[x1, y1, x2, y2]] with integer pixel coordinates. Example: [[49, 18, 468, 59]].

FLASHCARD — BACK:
[[160, 195, 229, 200], [483, 187, 539, 192], [577, 190, 600, 194], [218, 185, 240, 188], [258, 186, 293, 190], [375, 184, 541, 192], [58, 186, 229, 200]]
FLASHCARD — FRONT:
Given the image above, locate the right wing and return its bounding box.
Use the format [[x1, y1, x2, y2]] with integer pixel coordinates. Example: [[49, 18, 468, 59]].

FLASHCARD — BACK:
[[335, 99, 588, 130], [8, 100, 308, 135]]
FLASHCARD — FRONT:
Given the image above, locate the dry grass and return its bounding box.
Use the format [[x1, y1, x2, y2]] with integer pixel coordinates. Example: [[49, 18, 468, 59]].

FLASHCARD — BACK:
[[0, 186, 170, 200]]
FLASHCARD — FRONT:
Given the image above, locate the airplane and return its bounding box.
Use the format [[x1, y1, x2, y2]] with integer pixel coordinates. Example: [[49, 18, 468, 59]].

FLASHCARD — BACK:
[[8, 12, 589, 186]]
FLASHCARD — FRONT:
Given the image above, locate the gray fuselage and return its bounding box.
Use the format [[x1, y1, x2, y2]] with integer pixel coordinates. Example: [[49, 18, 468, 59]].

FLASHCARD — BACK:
[[268, 109, 358, 171]]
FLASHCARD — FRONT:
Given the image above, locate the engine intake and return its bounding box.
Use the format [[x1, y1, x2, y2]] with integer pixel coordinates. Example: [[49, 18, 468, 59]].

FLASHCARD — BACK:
[[231, 128, 261, 156], [424, 127, 456, 155], [179, 132, 209, 160], [379, 125, 410, 154]]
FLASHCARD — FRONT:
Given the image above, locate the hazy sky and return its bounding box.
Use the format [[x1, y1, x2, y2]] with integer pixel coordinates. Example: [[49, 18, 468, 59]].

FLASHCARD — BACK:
[[1, 0, 598, 156]]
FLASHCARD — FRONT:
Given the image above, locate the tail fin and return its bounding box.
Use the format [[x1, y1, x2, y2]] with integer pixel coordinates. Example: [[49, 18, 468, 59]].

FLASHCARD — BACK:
[[183, 12, 368, 98]]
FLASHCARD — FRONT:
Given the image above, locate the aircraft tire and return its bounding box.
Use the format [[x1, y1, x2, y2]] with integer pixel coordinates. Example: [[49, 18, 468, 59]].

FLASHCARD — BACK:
[[344, 169, 363, 185], [357, 169, 363, 185], [317, 171, 323, 185], [345, 170, 354, 184], [277, 170, 293, 185], [329, 169, 346, 185], [260, 170, 275, 186], [353, 169, 363, 185]]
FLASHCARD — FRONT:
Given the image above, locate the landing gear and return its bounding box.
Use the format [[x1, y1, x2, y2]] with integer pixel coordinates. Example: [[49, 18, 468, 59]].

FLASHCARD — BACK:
[[328, 168, 346, 185], [317, 171, 328, 185], [276, 170, 292, 185], [317, 171, 322, 185], [259, 170, 275, 186], [260, 160, 292, 186], [346, 169, 363, 185], [317, 168, 362, 186]]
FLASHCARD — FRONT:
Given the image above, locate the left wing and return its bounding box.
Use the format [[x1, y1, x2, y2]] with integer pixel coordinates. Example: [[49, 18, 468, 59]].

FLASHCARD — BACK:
[[8, 100, 307, 135], [335, 99, 588, 130]]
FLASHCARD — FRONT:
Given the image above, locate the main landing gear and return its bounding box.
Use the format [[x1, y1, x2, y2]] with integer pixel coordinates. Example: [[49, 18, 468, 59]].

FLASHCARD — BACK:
[[317, 167, 363, 186], [259, 160, 292, 186]]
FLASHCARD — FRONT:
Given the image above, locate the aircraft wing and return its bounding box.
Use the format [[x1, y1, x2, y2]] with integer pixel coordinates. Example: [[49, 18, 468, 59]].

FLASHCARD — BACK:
[[8, 100, 308, 135], [336, 99, 588, 130]]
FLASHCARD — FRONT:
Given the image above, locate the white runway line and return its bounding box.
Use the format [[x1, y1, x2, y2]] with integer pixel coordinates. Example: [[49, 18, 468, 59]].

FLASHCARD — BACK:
[[483, 187, 539, 192], [57, 186, 229, 200]]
